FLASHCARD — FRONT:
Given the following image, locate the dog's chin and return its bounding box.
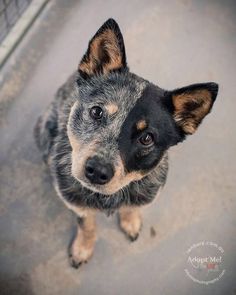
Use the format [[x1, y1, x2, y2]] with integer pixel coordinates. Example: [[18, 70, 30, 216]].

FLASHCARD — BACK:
[[74, 177, 120, 196]]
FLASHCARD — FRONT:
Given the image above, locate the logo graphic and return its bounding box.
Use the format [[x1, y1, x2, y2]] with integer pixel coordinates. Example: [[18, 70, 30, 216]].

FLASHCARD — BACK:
[[184, 241, 225, 285]]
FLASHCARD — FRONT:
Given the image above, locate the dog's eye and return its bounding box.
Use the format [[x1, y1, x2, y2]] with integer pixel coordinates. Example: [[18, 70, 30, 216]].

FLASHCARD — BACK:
[[139, 132, 154, 146], [90, 106, 103, 120]]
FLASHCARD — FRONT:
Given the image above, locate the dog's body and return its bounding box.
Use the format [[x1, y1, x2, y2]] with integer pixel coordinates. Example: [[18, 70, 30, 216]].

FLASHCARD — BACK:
[[34, 19, 218, 268]]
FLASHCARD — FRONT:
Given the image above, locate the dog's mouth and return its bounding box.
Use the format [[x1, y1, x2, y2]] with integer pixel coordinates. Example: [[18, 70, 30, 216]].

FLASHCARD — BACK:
[[73, 176, 121, 195]]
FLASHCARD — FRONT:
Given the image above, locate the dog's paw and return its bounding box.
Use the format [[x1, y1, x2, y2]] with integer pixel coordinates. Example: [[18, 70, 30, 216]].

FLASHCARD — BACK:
[[128, 232, 139, 242], [119, 213, 142, 242], [69, 255, 84, 269], [68, 241, 94, 269]]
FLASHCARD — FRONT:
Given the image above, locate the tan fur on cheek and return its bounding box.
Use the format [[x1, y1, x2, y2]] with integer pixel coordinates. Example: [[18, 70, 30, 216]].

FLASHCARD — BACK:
[[71, 142, 98, 180], [67, 126, 99, 180], [68, 129, 80, 151]]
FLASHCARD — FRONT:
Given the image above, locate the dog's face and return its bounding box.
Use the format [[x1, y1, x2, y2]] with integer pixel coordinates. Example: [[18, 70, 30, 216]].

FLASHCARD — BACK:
[[67, 19, 218, 195]]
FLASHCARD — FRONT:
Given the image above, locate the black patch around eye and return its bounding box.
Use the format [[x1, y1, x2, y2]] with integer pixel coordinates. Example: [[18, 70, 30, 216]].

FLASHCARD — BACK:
[[119, 84, 183, 173], [136, 146, 154, 158], [139, 132, 154, 146]]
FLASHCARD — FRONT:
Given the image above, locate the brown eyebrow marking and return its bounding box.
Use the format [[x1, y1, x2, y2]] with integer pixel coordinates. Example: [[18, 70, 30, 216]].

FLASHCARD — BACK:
[[105, 103, 118, 115], [136, 119, 147, 131]]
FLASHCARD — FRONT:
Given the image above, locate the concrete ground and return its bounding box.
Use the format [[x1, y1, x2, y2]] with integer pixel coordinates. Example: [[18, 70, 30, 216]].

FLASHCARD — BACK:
[[0, 0, 236, 294]]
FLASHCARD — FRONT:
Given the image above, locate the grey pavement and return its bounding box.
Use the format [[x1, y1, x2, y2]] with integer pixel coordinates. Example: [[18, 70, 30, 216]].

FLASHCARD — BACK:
[[0, 0, 236, 294]]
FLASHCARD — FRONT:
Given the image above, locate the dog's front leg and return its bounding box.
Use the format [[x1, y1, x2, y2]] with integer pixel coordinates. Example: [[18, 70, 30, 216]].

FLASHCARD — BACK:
[[69, 209, 96, 268], [118, 207, 142, 242]]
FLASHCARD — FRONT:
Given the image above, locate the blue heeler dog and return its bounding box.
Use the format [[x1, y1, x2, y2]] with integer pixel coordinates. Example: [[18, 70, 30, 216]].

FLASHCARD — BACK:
[[34, 19, 218, 268]]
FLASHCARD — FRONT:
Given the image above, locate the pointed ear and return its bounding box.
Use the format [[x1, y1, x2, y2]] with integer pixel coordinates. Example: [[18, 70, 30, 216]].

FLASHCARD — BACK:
[[165, 82, 218, 134], [78, 18, 127, 78]]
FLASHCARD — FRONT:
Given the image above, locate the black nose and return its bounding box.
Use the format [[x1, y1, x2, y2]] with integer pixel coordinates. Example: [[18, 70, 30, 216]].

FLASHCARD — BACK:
[[85, 157, 114, 185]]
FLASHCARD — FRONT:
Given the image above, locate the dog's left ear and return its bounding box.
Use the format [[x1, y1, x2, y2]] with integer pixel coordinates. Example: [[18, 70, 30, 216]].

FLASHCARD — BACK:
[[165, 82, 218, 134], [78, 18, 127, 78]]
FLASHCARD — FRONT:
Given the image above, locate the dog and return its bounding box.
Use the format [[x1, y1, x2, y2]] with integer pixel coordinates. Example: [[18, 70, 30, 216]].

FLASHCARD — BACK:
[[34, 18, 218, 268]]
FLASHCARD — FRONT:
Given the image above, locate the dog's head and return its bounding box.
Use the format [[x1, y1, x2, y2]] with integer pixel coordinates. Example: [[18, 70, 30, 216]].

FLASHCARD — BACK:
[[67, 19, 218, 195]]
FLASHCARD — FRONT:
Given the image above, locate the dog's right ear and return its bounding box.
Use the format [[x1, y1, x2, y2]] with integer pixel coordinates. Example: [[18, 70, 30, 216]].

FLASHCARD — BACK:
[[78, 19, 127, 79], [164, 82, 218, 135]]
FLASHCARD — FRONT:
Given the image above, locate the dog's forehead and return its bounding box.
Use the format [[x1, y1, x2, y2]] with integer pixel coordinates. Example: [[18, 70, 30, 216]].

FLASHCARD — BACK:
[[79, 72, 147, 109], [78, 74, 166, 133]]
